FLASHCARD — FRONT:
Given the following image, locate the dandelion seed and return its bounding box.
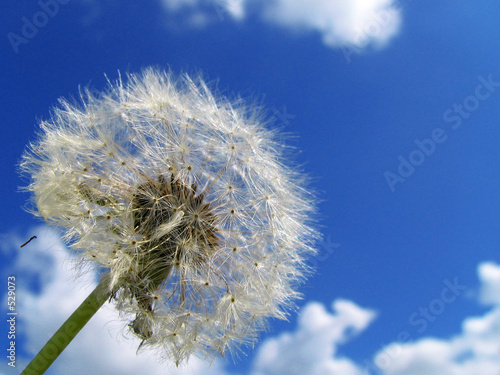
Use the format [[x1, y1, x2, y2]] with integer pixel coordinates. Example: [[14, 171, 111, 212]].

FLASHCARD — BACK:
[[20, 67, 319, 367], [20, 235, 37, 248]]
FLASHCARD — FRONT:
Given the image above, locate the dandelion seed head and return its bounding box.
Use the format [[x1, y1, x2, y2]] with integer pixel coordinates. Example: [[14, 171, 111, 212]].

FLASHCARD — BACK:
[[21, 67, 320, 364]]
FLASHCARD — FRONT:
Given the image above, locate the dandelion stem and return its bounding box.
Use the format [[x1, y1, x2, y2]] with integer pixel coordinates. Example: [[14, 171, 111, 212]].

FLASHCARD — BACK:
[[21, 274, 110, 375]]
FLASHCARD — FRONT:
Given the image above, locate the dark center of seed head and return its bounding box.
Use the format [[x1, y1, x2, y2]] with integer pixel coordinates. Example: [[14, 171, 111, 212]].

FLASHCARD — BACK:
[[129, 173, 218, 310]]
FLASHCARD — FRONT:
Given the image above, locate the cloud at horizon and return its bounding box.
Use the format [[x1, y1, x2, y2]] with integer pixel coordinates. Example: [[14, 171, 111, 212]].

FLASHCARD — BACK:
[[1, 227, 229, 375], [372, 262, 500, 375], [3, 227, 500, 375]]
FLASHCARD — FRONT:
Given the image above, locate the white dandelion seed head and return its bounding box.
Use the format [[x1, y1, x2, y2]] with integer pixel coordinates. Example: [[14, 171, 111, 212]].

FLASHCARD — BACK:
[[21, 67, 320, 364]]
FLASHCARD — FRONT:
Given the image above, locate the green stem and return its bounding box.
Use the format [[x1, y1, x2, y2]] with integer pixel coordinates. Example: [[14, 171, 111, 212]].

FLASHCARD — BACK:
[[21, 274, 110, 375]]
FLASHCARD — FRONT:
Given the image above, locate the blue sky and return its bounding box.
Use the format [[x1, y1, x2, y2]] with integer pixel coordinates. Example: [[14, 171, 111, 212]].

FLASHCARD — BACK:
[[1, 0, 500, 374]]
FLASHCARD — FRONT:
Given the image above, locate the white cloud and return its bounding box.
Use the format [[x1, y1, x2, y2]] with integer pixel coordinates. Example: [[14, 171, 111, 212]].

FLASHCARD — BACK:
[[251, 300, 377, 375], [158, 0, 402, 50], [479, 262, 500, 305], [249, 262, 500, 375], [8, 227, 500, 375], [263, 0, 401, 49], [373, 262, 500, 375]]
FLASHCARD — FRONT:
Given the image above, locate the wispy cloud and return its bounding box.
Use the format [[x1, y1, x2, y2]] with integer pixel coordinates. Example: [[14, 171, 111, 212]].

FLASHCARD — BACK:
[[158, 0, 245, 28], [158, 0, 402, 50]]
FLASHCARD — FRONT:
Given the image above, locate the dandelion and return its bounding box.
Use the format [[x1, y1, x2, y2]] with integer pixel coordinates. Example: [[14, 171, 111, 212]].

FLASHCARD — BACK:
[[20, 67, 319, 373]]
